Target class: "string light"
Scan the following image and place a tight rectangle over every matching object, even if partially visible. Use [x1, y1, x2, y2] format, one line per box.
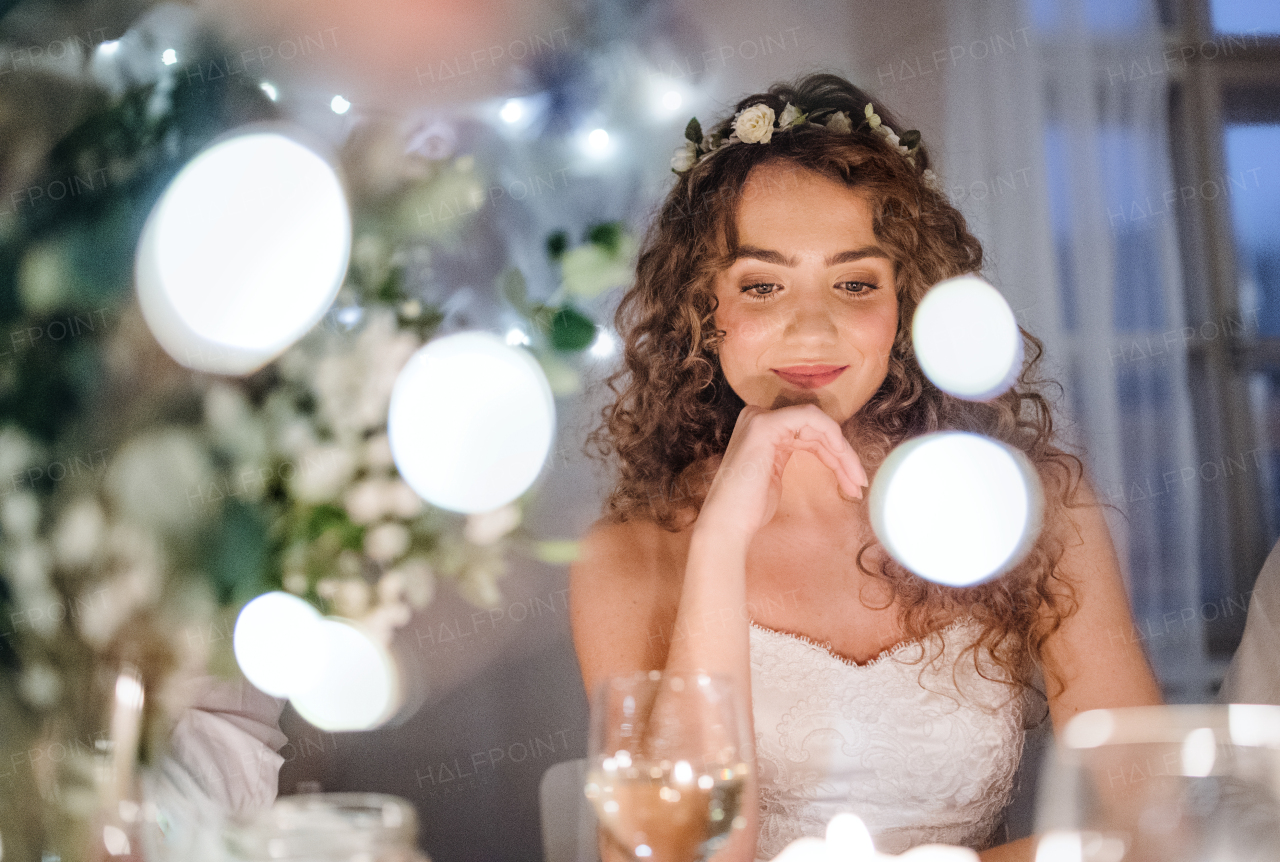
[500, 99, 524, 124]
[588, 329, 616, 357]
[587, 128, 610, 153]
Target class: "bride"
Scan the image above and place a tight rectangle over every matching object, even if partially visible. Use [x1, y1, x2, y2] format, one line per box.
[569, 73, 1162, 862]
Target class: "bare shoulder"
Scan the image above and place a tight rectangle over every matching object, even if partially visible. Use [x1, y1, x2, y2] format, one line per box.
[568, 514, 692, 698]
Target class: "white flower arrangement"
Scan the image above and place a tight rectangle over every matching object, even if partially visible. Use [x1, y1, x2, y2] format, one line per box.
[670, 139, 698, 172]
[670, 98, 943, 194]
[777, 102, 805, 129]
[734, 103, 776, 143]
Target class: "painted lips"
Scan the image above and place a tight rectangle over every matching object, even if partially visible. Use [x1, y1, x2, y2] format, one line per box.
[772, 365, 848, 389]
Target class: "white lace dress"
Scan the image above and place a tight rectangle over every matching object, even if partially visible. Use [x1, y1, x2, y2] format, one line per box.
[748, 617, 1026, 861]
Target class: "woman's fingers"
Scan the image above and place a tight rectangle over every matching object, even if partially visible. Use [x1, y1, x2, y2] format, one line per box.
[791, 435, 864, 499]
[726, 404, 868, 500]
[791, 406, 869, 490]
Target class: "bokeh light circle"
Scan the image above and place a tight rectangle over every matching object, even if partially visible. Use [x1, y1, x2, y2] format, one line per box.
[913, 275, 1022, 401]
[288, 618, 399, 732]
[868, 431, 1043, 587]
[387, 331, 555, 514]
[233, 591, 329, 697]
[135, 129, 350, 375]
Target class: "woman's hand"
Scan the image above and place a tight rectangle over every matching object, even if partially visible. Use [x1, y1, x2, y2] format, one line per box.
[695, 403, 869, 547]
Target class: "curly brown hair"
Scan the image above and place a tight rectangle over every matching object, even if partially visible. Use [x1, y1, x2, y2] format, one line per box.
[583, 72, 1089, 698]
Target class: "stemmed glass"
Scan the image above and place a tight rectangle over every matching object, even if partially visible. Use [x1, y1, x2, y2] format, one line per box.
[585, 671, 751, 862]
[1034, 704, 1280, 862]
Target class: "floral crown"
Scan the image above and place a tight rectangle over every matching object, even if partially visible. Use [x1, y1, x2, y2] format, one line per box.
[671, 101, 940, 192]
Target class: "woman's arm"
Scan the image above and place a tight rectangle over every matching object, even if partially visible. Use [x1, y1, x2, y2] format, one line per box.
[977, 474, 1164, 862]
[1038, 473, 1164, 730]
[570, 403, 868, 862]
[570, 509, 761, 862]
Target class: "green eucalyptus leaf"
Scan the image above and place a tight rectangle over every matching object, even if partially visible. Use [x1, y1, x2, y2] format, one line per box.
[548, 305, 597, 351]
[201, 498, 271, 605]
[585, 221, 623, 254]
[529, 303, 555, 334]
[546, 230, 569, 260]
[561, 238, 636, 300]
[498, 267, 530, 313]
[375, 267, 403, 303]
[532, 539, 580, 564]
[684, 117, 702, 146]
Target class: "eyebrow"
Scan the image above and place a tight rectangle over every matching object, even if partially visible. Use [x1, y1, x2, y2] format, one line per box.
[729, 245, 891, 268]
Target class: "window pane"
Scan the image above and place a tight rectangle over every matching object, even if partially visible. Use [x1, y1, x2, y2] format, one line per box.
[1098, 125, 1168, 330]
[1211, 0, 1280, 34]
[1247, 372, 1280, 547]
[1223, 124, 1280, 336]
[1042, 124, 1080, 331]
[1029, 0, 1151, 31]
[1086, 0, 1148, 30]
[1028, 0, 1060, 31]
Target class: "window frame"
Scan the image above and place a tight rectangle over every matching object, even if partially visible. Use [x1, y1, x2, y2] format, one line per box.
[1166, 0, 1280, 660]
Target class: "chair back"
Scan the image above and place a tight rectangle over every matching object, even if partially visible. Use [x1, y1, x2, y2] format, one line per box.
[539, 757, 600, 862]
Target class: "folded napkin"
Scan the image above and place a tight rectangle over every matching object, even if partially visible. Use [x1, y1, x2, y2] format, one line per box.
[165, 673, 289, 814]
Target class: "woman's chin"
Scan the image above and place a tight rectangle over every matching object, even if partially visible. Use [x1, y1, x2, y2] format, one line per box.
[765, 388, 827, 410]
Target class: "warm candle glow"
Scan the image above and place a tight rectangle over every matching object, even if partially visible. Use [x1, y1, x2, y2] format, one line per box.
[770, 813, 981, 861]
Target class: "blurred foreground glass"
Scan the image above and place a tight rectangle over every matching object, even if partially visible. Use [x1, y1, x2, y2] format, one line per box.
[223, 793, 429, 862]
[1035, 704, 1280, 862]
[586, 672, 750, 862]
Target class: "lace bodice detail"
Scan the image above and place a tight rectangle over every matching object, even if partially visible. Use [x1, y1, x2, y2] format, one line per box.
[749, 617, 1026, 861]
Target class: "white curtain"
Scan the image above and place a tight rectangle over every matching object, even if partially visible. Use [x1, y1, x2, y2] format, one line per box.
[940, 0, 1209, 699]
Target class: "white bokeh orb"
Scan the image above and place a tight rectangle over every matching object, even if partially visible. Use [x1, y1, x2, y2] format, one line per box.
[233, 591, 329, 697]
[387, 331, 555, 514]
[288, 618, 399, 731]
[868, 431, 1043, 587]
[913, 275, 1022, 401]
[135, 129, 350, 375]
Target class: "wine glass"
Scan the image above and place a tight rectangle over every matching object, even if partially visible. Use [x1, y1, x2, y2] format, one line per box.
[585, 671, 751, 862]
[1034, 704, 1280, 862]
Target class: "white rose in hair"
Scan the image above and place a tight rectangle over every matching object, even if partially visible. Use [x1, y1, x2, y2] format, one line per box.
[733, 103, 776, 143]
[825, 111, 852, 133]
[777, 102, 802, 128]
[671, 140, 697, 172]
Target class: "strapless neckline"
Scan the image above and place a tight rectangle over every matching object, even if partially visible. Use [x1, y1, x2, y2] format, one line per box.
[747, 613, 1024, 859]
[748, 617, 974, 669]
